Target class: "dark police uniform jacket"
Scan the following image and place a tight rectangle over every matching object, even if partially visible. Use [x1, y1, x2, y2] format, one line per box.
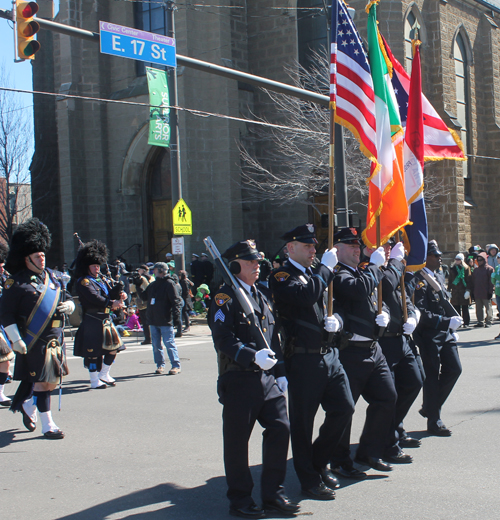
[269, 260, 335, 354]
[209, 283, 285, 402]
[0, 268, 68, 382]
[413, 269, 454, 343]
[381, 259, 416, 335]
[332, 262, 386, 339]
[74, 275, 119, 357]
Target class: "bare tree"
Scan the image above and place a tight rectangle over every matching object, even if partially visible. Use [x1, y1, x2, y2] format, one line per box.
[239, 49, 448, 212]
[0, 64, 32, 242]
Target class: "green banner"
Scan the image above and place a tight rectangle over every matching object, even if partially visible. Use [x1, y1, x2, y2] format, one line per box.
[146, 67, 170, 147]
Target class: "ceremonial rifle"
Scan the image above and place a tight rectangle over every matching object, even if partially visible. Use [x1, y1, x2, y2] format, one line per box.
[420, 270, 460, 319]
[204, 236, 272, 353]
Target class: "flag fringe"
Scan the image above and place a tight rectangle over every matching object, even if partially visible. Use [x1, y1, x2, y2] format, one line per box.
[335, 113, 379, 166]
[365, 0, 379, 14]
[407, 183, 425, 206]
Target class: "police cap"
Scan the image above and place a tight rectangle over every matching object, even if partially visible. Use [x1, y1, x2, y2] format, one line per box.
[280, 224, 318, 244]
[427, 241, 442, 256]
[334, 227, 361, 245]
[222, 240, 263, 263]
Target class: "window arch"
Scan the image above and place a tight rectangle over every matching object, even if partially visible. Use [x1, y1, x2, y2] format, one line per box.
[454, 30, 472, 198]
[404, 4, 426, 73]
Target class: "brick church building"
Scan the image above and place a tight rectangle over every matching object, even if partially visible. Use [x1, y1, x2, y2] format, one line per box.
[30, 0, 500, 266]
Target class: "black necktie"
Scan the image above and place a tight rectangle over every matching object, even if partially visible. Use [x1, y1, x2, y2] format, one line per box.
[306, 268, 313, 277]
[251, 286, 262, 312]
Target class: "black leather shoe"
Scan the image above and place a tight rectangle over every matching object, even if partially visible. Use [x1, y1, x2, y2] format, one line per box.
[428, 424, 452, 437]
[399, 436, 421, 448]
[318, 467, 340, 489]
[418, 408, 428, 419]
[354, 455, 393, 472]
[263, 497, 300, 516]
[331, 463, 367, 480]
[141, 340, 151, 345]
[229, 504, 265, 518]
[301, 482, 336, 500]
[383, 451, 413, 464]
[0, 399, 12, 407]
[43, 429, 65, 439]
[21, 408, 36, 432]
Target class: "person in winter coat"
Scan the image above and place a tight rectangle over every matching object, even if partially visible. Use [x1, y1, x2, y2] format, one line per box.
[448, 253, 471, 327]
[486, 244, 499, 270]
[178, 270, 194, 332]
[469, 252, 494, 327]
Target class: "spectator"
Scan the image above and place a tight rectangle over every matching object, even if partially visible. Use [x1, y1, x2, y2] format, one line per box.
[272, 254, 285, 269]
[448, 253, 471, 328]
[194, 284, 210, 314]
[469, 252, 494, 327]
[200, 253, 214, 287]
[137, 262, 182, 375]
[124, 307, 142, 330]
[190, 253, 204, 288]
[178, 270, 194, 332]
[491, 252, 500, 326]
[487, 244, 499, 270]
[129, 264, 152, 345]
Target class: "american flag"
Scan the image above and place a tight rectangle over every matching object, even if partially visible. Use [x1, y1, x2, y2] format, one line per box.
[330, 0, 378, 164]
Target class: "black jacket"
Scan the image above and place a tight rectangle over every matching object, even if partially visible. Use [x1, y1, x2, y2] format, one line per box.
[139, 276, 182, 327]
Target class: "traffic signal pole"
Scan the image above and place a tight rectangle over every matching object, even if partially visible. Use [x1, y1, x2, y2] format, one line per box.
[0, 7, 330, 107]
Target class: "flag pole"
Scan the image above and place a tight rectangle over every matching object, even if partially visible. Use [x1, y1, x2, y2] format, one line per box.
[327, 106, 335, 317]
[398, 231, 408, 321]
[376, 215, 383, 313]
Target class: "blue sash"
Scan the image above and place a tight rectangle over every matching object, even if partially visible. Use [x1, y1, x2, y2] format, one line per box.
[23, 271, 61, 352]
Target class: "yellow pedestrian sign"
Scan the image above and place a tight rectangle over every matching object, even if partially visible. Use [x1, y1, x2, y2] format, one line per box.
[172, 199, 192, 235]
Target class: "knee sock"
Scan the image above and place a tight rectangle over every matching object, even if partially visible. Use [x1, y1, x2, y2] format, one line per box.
[0, 372, 8, 401]
[34, 390, 58, 433]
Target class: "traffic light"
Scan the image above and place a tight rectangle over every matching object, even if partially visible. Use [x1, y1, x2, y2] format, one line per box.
[15, 1, 40, 60]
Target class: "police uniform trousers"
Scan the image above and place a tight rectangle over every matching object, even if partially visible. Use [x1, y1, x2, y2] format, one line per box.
[331, 342, 397, 464]
[217, 370, 290, 508]
[414, 331, 462, 424]
[285, 350, 354, 489]
[379, 335, 423, 454]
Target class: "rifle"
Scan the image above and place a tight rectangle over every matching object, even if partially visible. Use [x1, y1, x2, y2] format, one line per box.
[420, 270, 460, 319]
[204, 236, 272, 353]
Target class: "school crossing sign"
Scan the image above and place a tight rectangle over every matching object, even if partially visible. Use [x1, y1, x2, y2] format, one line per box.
[172, 199, 192, 235]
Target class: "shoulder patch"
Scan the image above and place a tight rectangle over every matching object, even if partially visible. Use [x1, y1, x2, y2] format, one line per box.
[358, 261, 369, 270]
[416, 281, 425, 290]
[4, 278, 14, 289]
[215, 293, 231, 306]
[274, 271, 290, 282]
[81, 278, 90, 287]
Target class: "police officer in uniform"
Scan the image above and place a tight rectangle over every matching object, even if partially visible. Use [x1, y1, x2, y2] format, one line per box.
[269, 224, 355, 500]
[209, 240, 299, 519]
[73, 240, 127, 389]
[412, 241, 463, 436]
[330, 228, 397, 475]
[1, 218, 74, 439]
[366, 239, 423, 461]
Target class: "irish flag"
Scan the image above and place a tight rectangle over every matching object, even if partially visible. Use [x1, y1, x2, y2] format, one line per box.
[362, 0, 409, 248]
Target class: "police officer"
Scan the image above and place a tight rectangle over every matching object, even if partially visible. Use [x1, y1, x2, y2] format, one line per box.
[412, 241, 463, 436]
[73, 240, 127, 389]
[1, 218, 74, 439]
[209, 240, 299, 519]
[366, 239, 423, 461]
[269, 224, 354, 500]
[330, 228, 397, 475]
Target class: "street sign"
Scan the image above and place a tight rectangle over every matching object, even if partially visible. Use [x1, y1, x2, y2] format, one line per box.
[172, 237, 184, 255]
[99, 22, 176, 68]
[172, 199, 192, 235]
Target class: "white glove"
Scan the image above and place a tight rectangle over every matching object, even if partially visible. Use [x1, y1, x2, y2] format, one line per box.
[464, 291, 470, 300]
[57, 300, 75, 315]
[390, 242, 405, 261]
[5, 324, 27, 355]
[452, 332, 459, 342]
[254, 348, 277, 370]
[449, 316, 463, 331]
[324, 315, 341, 333]
[375, 311, 390, 327]
[321, 248, 338, 269]
[403, 317, 417, 335]
[414, 308, 421, 323]
[276, 376, 288, 393]
[370, 247, 386, 267]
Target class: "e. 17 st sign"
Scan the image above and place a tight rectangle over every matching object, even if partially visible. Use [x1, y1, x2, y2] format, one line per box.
[99, 22, 176, 68]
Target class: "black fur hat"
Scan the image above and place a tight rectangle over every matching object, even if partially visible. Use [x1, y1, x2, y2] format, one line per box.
[74, 240, 109, 279]
[0, 242, 9, 264]
[6, 218, 51, 274]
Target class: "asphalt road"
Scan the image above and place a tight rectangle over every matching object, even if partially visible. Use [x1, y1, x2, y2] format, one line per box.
[2, 317, 500, 520]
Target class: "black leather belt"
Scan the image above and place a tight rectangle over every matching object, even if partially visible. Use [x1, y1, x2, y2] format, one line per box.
[293, 346, 332, 355]
[348, 340, 377, 348]
[383, 332, 402, 338]
[225, 365, 261, 373]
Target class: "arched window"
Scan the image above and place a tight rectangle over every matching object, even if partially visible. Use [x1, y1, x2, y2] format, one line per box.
[297, 0, 328, 71]
[404, 10, 417, 72]
[454, 32, 471, 198]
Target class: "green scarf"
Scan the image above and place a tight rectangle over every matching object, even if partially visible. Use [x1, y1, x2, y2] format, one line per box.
[452, 265, 466, 287]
